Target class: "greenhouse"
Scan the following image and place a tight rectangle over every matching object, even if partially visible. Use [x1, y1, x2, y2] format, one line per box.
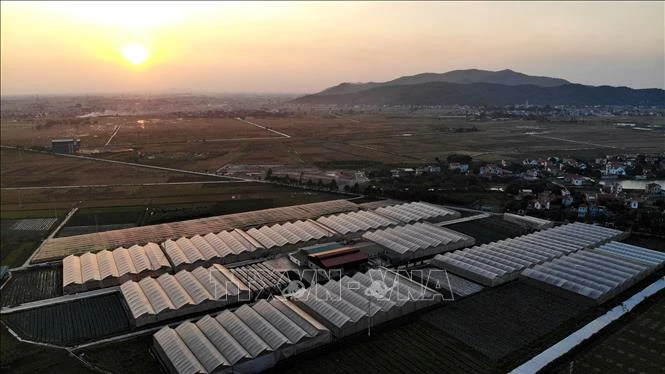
[292, 268, 441, 337]
[120, 264, 251, 327]
[315, 210, 398, 235]
[594, 241, 665, 269]
[63, 243, 171, 294]
[431, 223, 626, 287]
[373, 201, 461, 223]
[162, 230, 262, 270]
[361, 222, 475, 262]
[522, 243, 664, 303]
[153, 297, 331, 374]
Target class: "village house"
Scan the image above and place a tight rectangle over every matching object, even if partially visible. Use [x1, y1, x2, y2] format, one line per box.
[604, 161, 627, 176]
[479, 163, 503, 177]
[423, 165, 441, 174]
[645, 182, 662, 195]
[578, 205, 588, 218]
[390, 168, 416, 178]
[561, 195, 574, 206]
[448, 162, 469, 173]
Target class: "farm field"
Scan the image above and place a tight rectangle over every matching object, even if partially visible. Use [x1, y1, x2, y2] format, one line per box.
[420, 281, 594, 364]
[77, 335, 162, 374]
[446, 215, 531, 244]
[0, 148, 222, 189]
[275, 318, 495, 374]
[0, 218, 58, 267]
[2, 293, 130, 346]
[1, 266, 63, 307]
[548, 291, 665, 374]
[0, 326, 91, 374]
[1, 180, 341, 214]
[3, 115, 663, 175]
[0, 117, 276, 149]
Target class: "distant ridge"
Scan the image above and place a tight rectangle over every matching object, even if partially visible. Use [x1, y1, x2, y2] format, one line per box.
[294, 69, 665, 106]
[316, 69, 571, 96]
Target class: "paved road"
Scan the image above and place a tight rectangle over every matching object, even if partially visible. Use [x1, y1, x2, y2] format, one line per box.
[235, 117, 292, 138]
[104, 125, 121, 146]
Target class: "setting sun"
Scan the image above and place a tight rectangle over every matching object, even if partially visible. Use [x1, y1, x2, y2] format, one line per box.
[120, 43, 149, 65]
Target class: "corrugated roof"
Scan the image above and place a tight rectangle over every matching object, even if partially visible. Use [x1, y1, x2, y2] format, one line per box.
[63, 244, 171, 290]
[35, 199, 358, 262]
[154, 297, 329, 374]
[433, 223, 626, 287]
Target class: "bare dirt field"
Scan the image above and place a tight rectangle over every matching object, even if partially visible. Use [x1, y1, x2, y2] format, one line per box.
[3, 115, 663, 174]
[0, 149, 217, 188]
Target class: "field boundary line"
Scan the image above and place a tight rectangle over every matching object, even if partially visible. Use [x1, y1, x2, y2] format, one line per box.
[104, 125, 120, 146]
[235, 117, 292, 138]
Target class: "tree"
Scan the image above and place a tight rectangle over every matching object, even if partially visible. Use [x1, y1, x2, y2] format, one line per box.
[329, 179, 338, 191]
[317, 179, 324, 189]
[265, 168, 273, 180]
[447, 154, 472, 164]
[343, 185, 351, 192]
[306, 179, 314, 188]
[350, 183, 360, 193]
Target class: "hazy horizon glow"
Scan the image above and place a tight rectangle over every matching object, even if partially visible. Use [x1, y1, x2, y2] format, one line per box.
[1, 1, 663, 95]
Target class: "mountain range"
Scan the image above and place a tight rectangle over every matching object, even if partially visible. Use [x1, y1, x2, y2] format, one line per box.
[293, 69, 665, 106]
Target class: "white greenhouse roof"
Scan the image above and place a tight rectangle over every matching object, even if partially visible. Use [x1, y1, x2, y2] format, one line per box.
[153, 297, 330, 374]
[432, 223, 625, 287]
[595, 241, 665, 269]
[522, 242, 664, 303]
[120, 264, 249, 323]
[315, 210, 398, 235]
[161, 230, 261, 269]
[292, 268, 440, 337]
[63, 243, 170, 292]
[362, 222, 474, 259]
[373, 201, 460, 223]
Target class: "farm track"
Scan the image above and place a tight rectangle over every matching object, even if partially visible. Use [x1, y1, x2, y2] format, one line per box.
[234, 118, 291, 138]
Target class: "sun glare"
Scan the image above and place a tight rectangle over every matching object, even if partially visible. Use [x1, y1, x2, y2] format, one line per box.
[121, 44, 149, 65]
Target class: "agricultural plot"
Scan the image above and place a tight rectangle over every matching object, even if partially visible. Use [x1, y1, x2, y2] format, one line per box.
[1, 326, 91, 374]
[548, 293, 665, 374]
[0, 220, 48, 267]
[2, 293, 130, 346]
[445, 215, 530, 244]
[420, 281, 594, 363]
[1, 266, 63, 307]
[77, 335, 161, 374]
[273, 318, 495, 374]
[0, 148, 205, 188]
[10, 218, 57, 231]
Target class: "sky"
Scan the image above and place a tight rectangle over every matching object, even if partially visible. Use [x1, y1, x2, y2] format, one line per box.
[1, 1, 664, 95]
